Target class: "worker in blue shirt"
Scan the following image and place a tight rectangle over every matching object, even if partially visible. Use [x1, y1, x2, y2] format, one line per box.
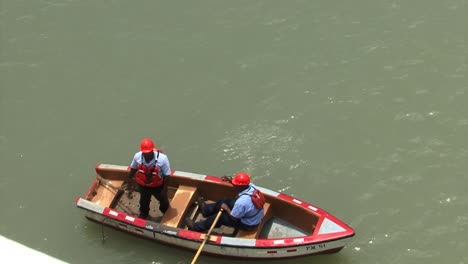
[126, 138, 171, 219]
[185, 173, 264, 232]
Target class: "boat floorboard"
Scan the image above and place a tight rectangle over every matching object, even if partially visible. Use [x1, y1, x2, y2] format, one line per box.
[111, 190, 236, 235]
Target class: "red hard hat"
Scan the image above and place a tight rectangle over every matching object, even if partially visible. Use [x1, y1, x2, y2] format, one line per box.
[140, 138, 154, 154]
[232, 172, 250, 186]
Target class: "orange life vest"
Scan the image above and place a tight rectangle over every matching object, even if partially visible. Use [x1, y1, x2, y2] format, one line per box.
[135, 151, 164, 187]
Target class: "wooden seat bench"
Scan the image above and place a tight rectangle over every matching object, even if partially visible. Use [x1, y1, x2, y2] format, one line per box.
[236, 202, 272, 239]
[160, 185, 198, 228]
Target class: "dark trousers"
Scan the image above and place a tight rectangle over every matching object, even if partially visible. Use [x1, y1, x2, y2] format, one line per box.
[138, 185, 169, 216]
[193, 198, 257, 232]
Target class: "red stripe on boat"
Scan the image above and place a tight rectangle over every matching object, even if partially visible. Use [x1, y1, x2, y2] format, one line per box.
[277, 193, 295, 202]
[277, 193, 317, 210]
[177, 230, 221, 244]
[178, 229, 204, 241]
[204, 176, 222, 182]
[287, 249, 297, 252]
[255, 236, 316, 247]
[102, 208, 146, 227]
[277, 194, 328, 217]
[267, 250, 277, 254]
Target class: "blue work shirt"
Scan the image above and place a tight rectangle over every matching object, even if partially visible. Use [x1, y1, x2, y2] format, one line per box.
[130, 151, 171, 177]
[231, 183, 264, 226]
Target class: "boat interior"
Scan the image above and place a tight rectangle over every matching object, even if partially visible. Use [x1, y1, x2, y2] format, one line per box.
[86, 168, 320, 239]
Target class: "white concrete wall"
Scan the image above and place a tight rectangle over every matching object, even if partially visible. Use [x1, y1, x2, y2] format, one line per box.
[0, 235, 68, 263]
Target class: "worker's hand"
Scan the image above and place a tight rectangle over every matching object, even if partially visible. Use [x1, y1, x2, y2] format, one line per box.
[122, 178, 137, 191]
[220, 203, 229, 211]
[221, 175, 232, 182]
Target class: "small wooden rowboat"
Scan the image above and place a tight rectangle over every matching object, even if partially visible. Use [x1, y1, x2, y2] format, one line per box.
[76, 164, 355, 259]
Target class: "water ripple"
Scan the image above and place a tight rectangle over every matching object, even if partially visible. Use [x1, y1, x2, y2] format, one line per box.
[217, 120, 307, 181]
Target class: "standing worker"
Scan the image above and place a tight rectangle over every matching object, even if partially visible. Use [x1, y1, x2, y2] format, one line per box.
[126, 138, 171, 219]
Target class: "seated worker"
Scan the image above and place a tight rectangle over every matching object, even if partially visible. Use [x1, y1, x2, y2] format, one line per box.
[184, 172, 264, 232]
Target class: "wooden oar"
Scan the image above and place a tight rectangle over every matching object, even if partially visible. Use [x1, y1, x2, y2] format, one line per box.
[191, 209, 224, 264]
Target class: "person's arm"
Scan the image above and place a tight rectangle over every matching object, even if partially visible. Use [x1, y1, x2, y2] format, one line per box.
[161, 175, 169, 196]
[123, 156, 138, 190]
[128, 168, 137, 179]
[128, 154, 139, 178]
[159, 155, 171, 195]
[221, 203, 240, 222]
[122, 168, 137, 191]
